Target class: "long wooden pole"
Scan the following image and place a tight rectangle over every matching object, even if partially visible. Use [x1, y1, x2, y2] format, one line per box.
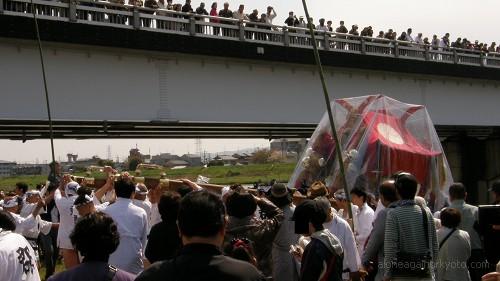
[299, 0, 355, 229]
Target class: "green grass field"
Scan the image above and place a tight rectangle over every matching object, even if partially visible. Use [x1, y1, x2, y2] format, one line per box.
[0, 163, 297, 191]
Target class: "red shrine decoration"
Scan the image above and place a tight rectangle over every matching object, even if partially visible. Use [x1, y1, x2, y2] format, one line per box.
[288, 95, 453, 209]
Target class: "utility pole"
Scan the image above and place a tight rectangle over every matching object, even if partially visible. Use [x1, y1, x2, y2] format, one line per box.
[107, 145, 112, 160]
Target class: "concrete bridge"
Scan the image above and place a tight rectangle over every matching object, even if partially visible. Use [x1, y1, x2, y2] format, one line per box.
[1, 0, 500, 203]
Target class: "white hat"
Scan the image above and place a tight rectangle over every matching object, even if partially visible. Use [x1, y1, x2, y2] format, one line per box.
[135, 184, 149, 195]
[74, 194, 93, 207]
[65, 181, 80, 197]
[1, 196, 19, 208]
[26, 190, 41, 197]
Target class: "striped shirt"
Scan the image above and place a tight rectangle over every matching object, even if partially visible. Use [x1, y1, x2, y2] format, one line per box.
[383, 200, 438, 278]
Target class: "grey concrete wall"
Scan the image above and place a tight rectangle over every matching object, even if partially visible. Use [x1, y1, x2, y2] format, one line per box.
[1, 40, 500, 127]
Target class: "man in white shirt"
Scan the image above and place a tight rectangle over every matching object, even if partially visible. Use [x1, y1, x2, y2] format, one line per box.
[104, 178, 148, 274]
[232, 4, 248, 21]
[0, 210, 41, 281]
[414, 33, 424, 45]
[350, 187, 375, 258]
[405, 28, 414, 43]
[317, 197, 362, 281]
[316, 18, 329, 32]
[133, 184, 152, 228]
[54, 180, 80, 269]
[2, 195, 44, 235]
[19, 191, 56, 260]
[333, 190, 359, 229]
[265, 6, 276, 25]
[147, 184, 162, 227]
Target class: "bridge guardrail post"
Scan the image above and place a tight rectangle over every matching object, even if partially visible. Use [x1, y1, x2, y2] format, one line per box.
[238, 21, 245, 41]
[189, 16, 196, 36]
[453, 49, 458, 64]
[323, 32, 330, 51]
[394, 42, 399, 58]
[480, 52, 485, 66]
[69, 0, 77, 22]
[283, 28, 290, 47]
[424, 45, 430, 61]
[133, 8, 141, 30]
[360, 38, 366, 54]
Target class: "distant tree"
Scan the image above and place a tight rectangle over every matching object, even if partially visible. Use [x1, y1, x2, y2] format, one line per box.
[97, 159, 115, 168]
[268, 151, 286, 163]
[208, 160, 224, 166]
[127, 157, 142, 171]
[251, 149, 271, 164]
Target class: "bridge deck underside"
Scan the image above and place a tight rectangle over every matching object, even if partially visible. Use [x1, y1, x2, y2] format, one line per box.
[0, 120, 498, 140]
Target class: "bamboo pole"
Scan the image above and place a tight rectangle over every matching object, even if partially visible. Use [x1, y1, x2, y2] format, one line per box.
[300, 0, 355, 230]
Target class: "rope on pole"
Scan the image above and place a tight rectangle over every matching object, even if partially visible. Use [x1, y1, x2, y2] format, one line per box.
[30, 1, 56, 179]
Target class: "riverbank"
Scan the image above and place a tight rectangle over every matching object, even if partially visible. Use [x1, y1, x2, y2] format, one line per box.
[0, 163, 297, 191]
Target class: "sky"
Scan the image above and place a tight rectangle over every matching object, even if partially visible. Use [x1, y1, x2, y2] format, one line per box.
[1, 0, 498, 163]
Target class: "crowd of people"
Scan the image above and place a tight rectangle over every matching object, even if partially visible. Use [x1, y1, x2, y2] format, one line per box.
[1, 160, 500, 281]
[6, 0, 499, 55]
[106, 0, 500, 53]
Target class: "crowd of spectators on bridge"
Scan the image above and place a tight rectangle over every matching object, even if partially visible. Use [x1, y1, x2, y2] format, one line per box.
[6, 0, 500, 56]
[111, 0, 500, 54]
[1, 161, 500, 281]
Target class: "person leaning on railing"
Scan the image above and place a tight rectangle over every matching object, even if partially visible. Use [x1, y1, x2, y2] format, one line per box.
[106, 0, 126, 24]
[209, 2, 220, 35]
[218, 2, 232, 36]
[143, 0, 158, 27]
[194, 2, 208, 34]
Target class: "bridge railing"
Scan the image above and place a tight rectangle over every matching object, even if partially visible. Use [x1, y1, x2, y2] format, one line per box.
[3, 0, 500, 69]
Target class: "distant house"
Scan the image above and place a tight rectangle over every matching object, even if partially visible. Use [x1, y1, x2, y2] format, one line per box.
[213, 155, 238, 166]
[231, 153, 251, 165]
[270, 138, 307, 161]
[165, 159, 190, 168]
[0, 160, 16, 177]
[181, 154, 202, 166]
[129, 148, 151, 162]
[150, 153, 179, 166]
[12, 164, 50, 176]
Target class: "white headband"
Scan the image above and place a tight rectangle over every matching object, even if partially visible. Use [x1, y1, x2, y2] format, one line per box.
[1, 197, 19, 208]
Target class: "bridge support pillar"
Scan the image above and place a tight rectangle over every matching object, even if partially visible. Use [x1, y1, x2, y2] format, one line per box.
[133, 8, 141, 30]
[394, 43, 399, 58]
[69, 0, 77, 22]
[283, 29, 290, 47]
[453, 49, 458, 64]
[189, 17, 196, 36]
[238, 22, 245, 41]
[323, 33, 329, 51]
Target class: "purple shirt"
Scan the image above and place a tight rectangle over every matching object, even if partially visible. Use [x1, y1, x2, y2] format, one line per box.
[48, 261, 136, 281]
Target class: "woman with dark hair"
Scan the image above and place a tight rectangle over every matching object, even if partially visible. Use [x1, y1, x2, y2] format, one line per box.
[267, 183, 299, 281]
[224, 189, 284, 277]
[48, 212, 135, 281]
[145, 191, 182, 263]
[436, 208, 471, 281]
[209, 2, 219, 35]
